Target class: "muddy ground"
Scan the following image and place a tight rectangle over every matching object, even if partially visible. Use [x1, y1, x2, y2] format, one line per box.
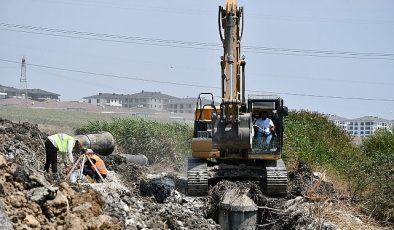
[0, 118, 391, 230]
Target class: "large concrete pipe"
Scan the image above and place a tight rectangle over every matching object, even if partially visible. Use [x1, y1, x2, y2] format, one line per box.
[219, 189, 258, 230]
[120, 154, 148, 166]
[75, 131, 115, 155]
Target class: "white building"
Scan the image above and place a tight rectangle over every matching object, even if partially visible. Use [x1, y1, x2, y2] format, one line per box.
[82, 93, 123, 107]
[122, 90, 175, 110]
[328, 115, 393, 137]
[82, 91, 215, 114]
[0, 92, 6, 99]
[328, 115, 349, 132]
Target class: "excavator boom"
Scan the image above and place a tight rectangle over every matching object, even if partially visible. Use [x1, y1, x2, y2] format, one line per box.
[188, 0, 288, 198]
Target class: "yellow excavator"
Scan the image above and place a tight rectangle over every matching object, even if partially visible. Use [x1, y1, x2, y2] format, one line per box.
[188, 0, 289, 196]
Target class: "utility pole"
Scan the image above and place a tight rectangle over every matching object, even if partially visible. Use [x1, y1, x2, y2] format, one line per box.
[19, 56, 28, 99]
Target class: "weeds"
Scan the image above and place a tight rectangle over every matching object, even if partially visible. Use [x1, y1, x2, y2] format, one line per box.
[284, 110, 393, 223]
[75, 118, 193, 170]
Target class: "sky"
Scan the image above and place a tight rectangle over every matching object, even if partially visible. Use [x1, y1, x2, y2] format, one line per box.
[0, 0, 393, 120]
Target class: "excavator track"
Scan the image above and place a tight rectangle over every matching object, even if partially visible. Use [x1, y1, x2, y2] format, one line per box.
[265, 159, 288, 196]
[187, 158, 209, 196]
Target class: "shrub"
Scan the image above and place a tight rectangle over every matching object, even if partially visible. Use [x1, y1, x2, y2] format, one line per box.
[284, 110, 393, 223]
[358, 129, 394, 222]
[75, 118, 193, 170]
[283, 110, 358, 172]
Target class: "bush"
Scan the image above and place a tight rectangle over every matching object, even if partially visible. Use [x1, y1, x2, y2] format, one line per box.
[284, 111, 393, 223]
[283, 110, 358, 172]
[358, 129, 394, 222]
[75, 118, 193, 170]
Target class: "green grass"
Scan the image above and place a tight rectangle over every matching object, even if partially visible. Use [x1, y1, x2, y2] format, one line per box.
[0, 105, 132, 133]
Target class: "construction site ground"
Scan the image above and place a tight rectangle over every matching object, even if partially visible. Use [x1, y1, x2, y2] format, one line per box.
[0, 117, 391, 230]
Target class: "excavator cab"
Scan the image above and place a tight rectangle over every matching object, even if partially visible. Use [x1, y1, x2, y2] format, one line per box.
[248, 95, 288, 154]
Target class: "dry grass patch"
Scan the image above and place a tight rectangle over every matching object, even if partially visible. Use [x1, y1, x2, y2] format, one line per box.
[310, 201, 392, 230]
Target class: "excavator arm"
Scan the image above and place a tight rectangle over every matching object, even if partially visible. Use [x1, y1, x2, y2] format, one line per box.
[218, 0, 246, 125]
[219, 0, 244, 102]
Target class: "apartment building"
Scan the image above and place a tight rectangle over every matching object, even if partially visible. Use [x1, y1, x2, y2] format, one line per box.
[83, 91, 175, 111]
[165, 97, 213, 114]
[328, 115, 349, 131]
[83, 93, 123, 107]
[122, 91, 175, 111]
[166, 98, 194, 114]
[82, 91, 216, 113]
[328, 115, 393, 137]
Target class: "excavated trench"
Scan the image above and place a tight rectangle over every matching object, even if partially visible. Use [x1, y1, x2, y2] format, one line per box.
[0, 118, 345, 230]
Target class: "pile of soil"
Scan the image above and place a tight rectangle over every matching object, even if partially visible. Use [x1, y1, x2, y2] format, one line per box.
[288, 161, 336, 199]
[0, 118, 389, 230]
[0, 118, 219, 229]
[0, 118, 122, 229]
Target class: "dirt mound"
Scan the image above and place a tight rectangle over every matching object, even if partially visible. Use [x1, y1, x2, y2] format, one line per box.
[288, 161, 336, 198]
[0, 118, 122, 229]
[0, 118, 46, 170]
[0, 154, 122, 229]
[0, 118, 219, 229]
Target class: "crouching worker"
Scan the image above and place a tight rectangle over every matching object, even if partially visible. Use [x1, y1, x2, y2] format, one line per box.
[44, 133, 82, 179]
[83, 149, 108, 182]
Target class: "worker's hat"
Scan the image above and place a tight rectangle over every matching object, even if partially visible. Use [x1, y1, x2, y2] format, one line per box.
[86, 149, 94, 154]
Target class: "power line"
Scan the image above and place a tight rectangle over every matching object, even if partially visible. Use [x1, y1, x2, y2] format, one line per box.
[244, 49, 394, 60]
[0, 23, 219, 47]
[0, 58, 393, 102]
[0, 28, 220, 52]
[1, 22, 394, 60]
[29, 66, 126, 92]
[253, 72, 394, 86]
[0, 58, 217, 89]
[248, 89, 393, 101]
[244, 45, 394, 57]
[3, 52, 389, 86]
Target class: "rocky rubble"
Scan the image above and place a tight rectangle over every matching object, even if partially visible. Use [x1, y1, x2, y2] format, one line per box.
[0, 118, 219, 229]
[288, 161, 336, 199]
[0, 118, 391, 230]
[0, 153, 123, 230]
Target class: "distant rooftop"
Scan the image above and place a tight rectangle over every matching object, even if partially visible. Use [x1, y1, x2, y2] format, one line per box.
[327, 114, 391, 123]
[83, 90, 176, 100]
[0, 84, 60, 96]
[129, 90, 176, 99]
[27, 88, 60, 96]
[326, 114, 349, 121]
[352, 116, 391, 122]
[83, 93, 124, 99]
